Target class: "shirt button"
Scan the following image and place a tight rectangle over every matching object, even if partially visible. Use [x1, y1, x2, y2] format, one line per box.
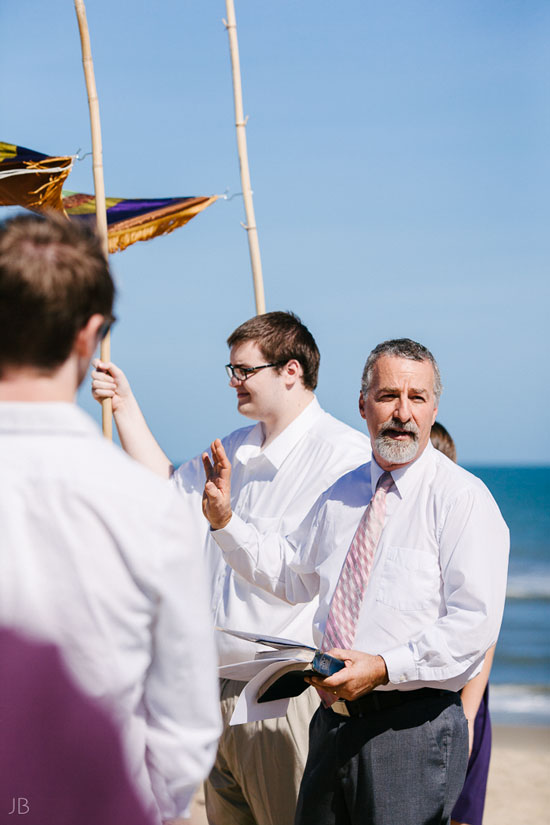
[399, 675, 406, 683]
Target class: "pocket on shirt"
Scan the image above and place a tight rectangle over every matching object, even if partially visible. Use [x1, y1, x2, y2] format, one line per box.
[245, 514, 281, 532]
[375, 546, 440, 611]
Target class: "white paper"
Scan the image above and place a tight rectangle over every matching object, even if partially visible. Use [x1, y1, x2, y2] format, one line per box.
[229, 660, 293, 724]
[218, 658, 270, 681]
[219, 649, 311, 682]
[215, 627, 315, 650]
[254, 647, 312, 662]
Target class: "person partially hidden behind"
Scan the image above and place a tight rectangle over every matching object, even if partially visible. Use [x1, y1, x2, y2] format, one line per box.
[202, 338, 509, 825]
[430, 422, 495, 825]
[0, 212, 221, 825]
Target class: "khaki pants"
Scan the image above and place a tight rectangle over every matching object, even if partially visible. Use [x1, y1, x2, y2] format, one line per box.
[205, 679, 319, 825]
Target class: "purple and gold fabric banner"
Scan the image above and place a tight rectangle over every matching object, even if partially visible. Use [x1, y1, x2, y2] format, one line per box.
[1, 141, 217, 253]
[0, 142, 73, 211]
[62, 191, 217, 253]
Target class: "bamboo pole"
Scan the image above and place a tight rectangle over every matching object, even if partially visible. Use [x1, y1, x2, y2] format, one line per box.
[224, 0, 266, 315]
[74, 0, 112, 439]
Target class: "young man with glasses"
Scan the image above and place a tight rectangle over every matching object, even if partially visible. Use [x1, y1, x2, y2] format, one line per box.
[92, 310, 371, 825]
[0, 212, 221, 825]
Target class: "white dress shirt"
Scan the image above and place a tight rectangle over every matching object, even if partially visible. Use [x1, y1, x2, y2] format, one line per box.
[172, 397, 371, 666]
[0, 403, 221, 823]
[213, 441, 510, 692]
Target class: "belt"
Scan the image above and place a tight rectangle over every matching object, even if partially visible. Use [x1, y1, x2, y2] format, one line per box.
[330, 688, 457, 717]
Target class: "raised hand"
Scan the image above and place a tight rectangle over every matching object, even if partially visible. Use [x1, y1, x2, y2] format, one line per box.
[91, 359, 132, 414]
[202, 439, 232, 530]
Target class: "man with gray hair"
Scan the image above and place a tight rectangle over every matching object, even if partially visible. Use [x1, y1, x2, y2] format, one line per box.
[359, 337, 442, 465]
[202, 338, 509, 825]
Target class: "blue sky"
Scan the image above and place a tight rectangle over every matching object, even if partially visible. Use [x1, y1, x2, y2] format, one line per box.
[2, 1, 548, 464]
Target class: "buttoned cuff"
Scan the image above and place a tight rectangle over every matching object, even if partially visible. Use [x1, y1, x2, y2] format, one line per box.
[381, 642, 418, 685]
[211, 513, 251, 554]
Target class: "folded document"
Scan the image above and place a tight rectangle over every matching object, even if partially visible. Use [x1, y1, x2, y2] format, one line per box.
[216, 628, 344, 723]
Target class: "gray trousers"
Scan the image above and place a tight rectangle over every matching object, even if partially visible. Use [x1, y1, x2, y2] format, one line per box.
[296, 690, 468, 825]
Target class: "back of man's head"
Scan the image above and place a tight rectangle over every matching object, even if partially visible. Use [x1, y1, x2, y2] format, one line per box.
[227, 311, 320, 390]
[0, 212, 114, 378]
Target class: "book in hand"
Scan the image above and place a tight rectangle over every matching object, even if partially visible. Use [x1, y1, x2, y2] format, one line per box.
[256, 650, 345, 703]
[216, 628, 346, 717]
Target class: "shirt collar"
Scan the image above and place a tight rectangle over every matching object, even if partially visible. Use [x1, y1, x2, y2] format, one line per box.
[370, 440, 435, 497]
[0, 402, 100, 438]
[234, 396, 323, 470]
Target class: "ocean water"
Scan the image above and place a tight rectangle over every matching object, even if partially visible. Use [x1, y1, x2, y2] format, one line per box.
[466, 466, 550, 726]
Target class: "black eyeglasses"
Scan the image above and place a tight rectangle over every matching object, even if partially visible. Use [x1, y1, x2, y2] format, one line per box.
[225, 361, 287, 382]
[97, 314, 117, 341]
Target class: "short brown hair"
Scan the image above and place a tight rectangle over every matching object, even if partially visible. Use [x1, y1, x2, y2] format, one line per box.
[227, 311, 320, 390]
[430, 421, 457, 463]
[0, 211, 114, 376]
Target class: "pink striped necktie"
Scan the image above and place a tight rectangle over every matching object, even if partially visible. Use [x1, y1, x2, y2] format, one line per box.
[321, 470, 394, 653]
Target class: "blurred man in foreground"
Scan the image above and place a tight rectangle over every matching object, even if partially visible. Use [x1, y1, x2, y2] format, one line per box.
[0, 212, 220, 825]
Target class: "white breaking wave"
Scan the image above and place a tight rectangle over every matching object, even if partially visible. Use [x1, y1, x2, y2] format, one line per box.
[506, 571, 550, 600]
[490, 684, 550, 723]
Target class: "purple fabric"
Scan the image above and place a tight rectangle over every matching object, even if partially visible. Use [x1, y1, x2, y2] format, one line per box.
[451, 685, 492, 825]
[66, 194, 199, 228]
[0, 143, 50, 163]
[0, 628, 152, 825]
[103, 196, 196, 226]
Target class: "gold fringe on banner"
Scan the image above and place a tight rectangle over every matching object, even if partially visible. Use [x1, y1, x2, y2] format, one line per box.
[0, 148, 74, 212]
[107, 195, 218, 253]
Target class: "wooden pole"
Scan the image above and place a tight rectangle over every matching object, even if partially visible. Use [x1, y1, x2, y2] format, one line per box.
[74, 0, 112, 439]
[224, 0, 266, 315]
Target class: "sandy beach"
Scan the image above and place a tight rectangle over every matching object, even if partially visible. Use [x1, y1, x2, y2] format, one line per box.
[189, 724, 550, 825]
[483, 725, 550, 825]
